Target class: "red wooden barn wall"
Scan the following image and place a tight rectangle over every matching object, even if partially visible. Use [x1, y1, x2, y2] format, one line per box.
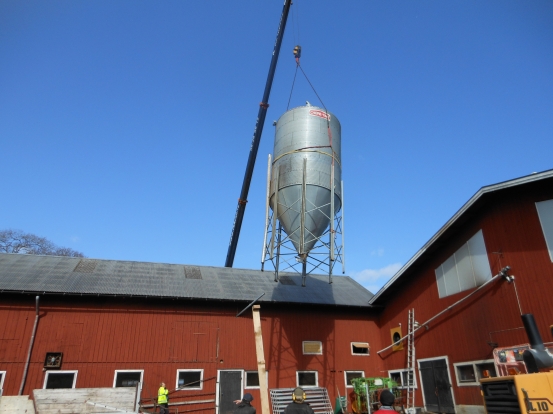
[0, 294, 383, 406]
[377, 182, 553, 407]
[2, 180, 552, 411]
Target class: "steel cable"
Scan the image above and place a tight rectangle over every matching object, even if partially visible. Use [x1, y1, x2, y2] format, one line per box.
[287, 64, 299, 110]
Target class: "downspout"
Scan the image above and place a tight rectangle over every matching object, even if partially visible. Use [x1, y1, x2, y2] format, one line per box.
[19, 296, 40, 395]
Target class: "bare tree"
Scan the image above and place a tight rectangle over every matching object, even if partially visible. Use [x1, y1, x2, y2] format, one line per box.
[0, 229, 85, 257]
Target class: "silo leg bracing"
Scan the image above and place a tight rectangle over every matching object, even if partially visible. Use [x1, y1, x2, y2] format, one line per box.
[261, 104, 345, 285]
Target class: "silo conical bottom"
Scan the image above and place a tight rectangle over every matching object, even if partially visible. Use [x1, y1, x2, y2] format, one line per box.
[273, 185, 341, 256]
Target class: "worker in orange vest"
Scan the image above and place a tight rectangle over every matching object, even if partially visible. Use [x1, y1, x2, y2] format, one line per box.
[158, 382, 169, 414]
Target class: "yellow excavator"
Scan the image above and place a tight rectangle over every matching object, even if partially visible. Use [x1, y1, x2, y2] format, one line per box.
[480, 314, 553, 413]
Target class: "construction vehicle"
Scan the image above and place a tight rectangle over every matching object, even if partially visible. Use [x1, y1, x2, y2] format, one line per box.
[480, 314, 553, 413]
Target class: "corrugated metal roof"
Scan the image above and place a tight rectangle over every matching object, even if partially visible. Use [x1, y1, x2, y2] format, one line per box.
[369, 168, 553, 305]
[0, 253, 373, 307]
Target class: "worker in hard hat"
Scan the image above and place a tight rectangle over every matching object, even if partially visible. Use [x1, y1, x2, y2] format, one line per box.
[284, 387, 314, 414]
[234, 392, 256, 414]
[158, 382, 169, 414]
[372, 389, 396, 413]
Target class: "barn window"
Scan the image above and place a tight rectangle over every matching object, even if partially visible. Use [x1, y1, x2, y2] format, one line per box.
[43, 371, 77, 389]
[177, 369, 203, 390]
[388, 369, 416, 389]
[536, 199, 553, 262]
[245, 371, 268, 389]
[0, 371, 5, 396]
[344, 371, 364, 388]
[302, 341, 322, 355]
[453, 360, 497, 386]
[114, 370, 143, 387]
[435, 230, 492, 298]
[351, 342, 370, 355]
[297, 371, 318, 387]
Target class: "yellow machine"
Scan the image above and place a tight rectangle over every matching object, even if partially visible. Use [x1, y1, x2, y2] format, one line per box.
[480, 314, 553, 413]
[481, 372, 553, 413]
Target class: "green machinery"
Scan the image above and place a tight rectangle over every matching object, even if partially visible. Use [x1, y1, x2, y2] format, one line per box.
[350, 377, 400, 413]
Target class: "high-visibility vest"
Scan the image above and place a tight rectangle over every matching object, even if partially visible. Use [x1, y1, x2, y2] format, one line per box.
[158, 387, 169, 404]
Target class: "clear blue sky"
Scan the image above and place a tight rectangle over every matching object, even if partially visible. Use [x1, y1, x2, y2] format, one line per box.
[2, 1, 552, 293]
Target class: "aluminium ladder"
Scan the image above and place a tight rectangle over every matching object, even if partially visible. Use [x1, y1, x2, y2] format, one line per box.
[405, 308, 416, 414]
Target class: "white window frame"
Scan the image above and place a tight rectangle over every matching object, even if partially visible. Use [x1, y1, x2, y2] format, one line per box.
[344, 371, 364, 388]
[43, 370, 78, 389]
[296, 371, 318, 388]
[244, 370, 268, 389]
[388, 368, 417, 389]
[176, 369, 204, 390]
[536, 199, 553, 262]
[113, 369, 144, 387]
[302, 341, 323, 355]
[351, 342, 370, 356]
[0, 371, 6, 396]
[453, 359, 497, 387]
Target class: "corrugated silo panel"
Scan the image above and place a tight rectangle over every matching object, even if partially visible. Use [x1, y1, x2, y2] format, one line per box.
[270, 105, 342, 255]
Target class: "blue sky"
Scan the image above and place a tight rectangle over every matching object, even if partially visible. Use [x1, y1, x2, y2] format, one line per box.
[1, 1, 552, 293]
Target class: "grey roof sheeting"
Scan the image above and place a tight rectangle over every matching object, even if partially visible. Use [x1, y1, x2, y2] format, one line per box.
[369, 168, 553, 305]
[0, 254, 373, 307]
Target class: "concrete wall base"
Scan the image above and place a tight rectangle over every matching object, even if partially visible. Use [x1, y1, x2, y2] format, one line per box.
[0, 396, 35, 414]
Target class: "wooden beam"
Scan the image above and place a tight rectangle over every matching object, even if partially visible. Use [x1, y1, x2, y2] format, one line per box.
[252, 305, 269, 414]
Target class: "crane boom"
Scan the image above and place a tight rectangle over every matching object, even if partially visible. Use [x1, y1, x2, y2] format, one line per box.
[225, 0, 293, 268]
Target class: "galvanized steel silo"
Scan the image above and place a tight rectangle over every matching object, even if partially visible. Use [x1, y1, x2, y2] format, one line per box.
[269, 104, 342, 257]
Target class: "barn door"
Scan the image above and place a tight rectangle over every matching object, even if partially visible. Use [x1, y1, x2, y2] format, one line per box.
[217, 370, 243, 414]
[419, 358, 455, 413]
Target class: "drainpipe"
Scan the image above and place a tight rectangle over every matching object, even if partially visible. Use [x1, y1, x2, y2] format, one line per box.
[19, 296, 40, 395]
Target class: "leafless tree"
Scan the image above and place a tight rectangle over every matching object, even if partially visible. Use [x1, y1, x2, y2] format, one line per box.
[0, 229, 85, 257]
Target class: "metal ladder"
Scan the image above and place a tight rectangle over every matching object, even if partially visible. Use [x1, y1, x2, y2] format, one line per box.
[405, 308, 416, 414]
[269, 387, 333, 414]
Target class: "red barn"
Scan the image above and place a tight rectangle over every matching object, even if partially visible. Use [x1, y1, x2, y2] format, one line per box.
[0, 259, 379, 412]
[1, 169, 553, 414]
[372, 169, 553, 413]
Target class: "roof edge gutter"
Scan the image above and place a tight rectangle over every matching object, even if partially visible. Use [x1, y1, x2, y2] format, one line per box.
[0, 290, 375, 309]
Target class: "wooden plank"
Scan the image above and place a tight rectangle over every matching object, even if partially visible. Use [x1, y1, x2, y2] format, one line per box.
[33, 387, 136, 414]
[252, 305, 270, 414]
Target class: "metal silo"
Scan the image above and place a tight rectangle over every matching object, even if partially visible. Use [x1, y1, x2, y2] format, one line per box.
[262, 103, 344, 285]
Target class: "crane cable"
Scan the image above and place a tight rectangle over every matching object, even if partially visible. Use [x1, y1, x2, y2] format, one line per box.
[286, 62, 300, 111]
[285, 3, 336, 200]
[285, 44, 337, 218]
[287, 45, 331, 131]
[287, 0, 300, 110]
[286, 0, 332, 144]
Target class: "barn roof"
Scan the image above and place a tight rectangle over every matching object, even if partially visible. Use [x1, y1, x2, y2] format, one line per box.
[369, 168, 553, 305]
[0, 253, 373, 307]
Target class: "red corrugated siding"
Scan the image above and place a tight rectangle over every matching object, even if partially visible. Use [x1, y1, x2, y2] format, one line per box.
[378, 184, 553, 407]
[0, 295, 382, 406]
